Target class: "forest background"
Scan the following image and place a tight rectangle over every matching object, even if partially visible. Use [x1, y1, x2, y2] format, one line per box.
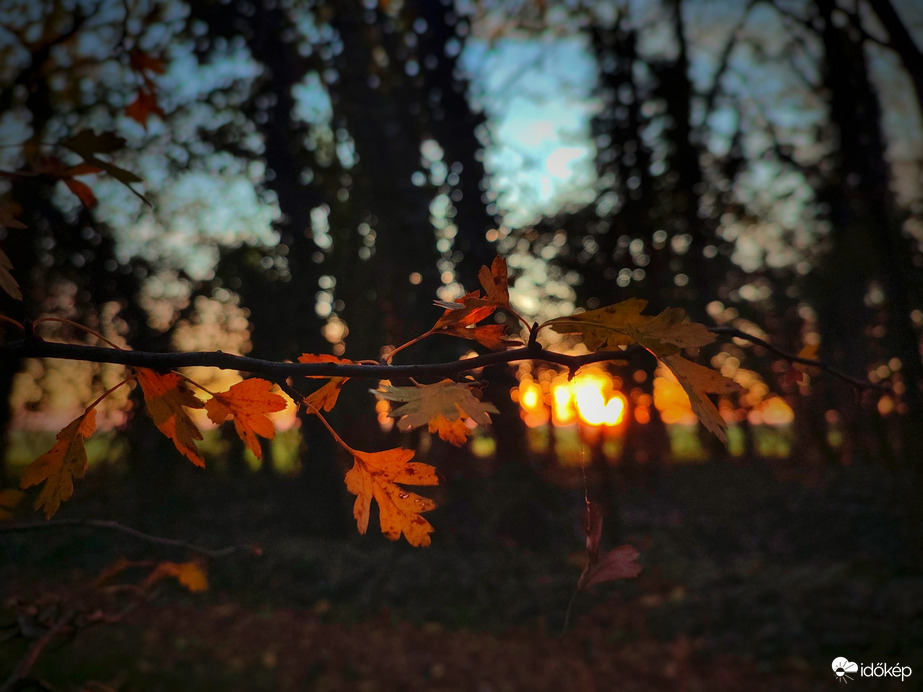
[1, 0, 922, 689]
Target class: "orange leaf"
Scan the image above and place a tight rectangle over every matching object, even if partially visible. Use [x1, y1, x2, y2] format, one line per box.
[126, 87, 164, 128]
[427, 415, 469, 446]
[205, 379, 286, 460]
[142, 560, 208, 592]
[20, 409, 96, 518]
[432, 291, 496, 331]
[478, 256, 510, 308]
[299, 353, 358, 413]
[64, 178, 98, 208]
[304, 377, 348, 412]
[135, 368, 205, 467]
[344, 447, 438, 547]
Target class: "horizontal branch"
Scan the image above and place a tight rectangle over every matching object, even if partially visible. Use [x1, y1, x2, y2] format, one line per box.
[0, 338, 641, 379]
[0, 326, 881, 390]
[0, 519, 260, 558]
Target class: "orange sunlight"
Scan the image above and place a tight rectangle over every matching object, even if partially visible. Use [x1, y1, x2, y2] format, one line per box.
[513, 367, 626, 428]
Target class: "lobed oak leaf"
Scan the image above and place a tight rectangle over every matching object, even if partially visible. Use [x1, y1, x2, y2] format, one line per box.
[577, 503, 642, 591]
[0, 247, 22, 300]
[374, 379, 498, 446]
[298, 353, 359, 377]
[478, 256, 510, 308]
[621, 307, 716, 355]
[545, 298, 650, 350]
[20, 409, 96, 519]
[344, 447, 438, 547]
[659, 355, 741, 444]
[205, 378, 286, 460]
[142, 560, 209, 593]
[432, 291, 496, 330]
[63, 177, 98, 208]
[135, 368, 205, 467]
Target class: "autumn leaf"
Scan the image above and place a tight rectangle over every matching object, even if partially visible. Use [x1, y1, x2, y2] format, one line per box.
[374, 379, 498, 446]
[545, 298, 649, 350]
[135, 368, 205, 467]
[205, 378, 287, 460]
[126, 87, 165, 129]
[20, 409, 96, 519]
[0, 247, 22, 301]
[0, 207, 26, 230]
[344, 446, 438, 547]
[577, 502, 642, 591]
[621, 307, 716, 355]
[659, 355, 741, 444]
[0, 488, 24, 520]
[60, 129, 149, 205]
[478, 255, 510, 308]
[143, 560, 209, 593]
[299, 353, 360, 412]
[432, 290, 497, 331]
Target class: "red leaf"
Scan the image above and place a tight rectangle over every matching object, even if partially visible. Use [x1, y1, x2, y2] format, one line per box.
[64, 178, 98, 208]
[577, 502, 641, 591]
[126, 88, 164, 128]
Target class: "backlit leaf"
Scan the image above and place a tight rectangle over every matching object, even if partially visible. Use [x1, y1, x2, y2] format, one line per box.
[577, 503, 642, 591]
[659, 355, 741, 444]
[205, 378, 287, 460]
[545, 298, 649, 350]
[299, 353, 359, 412]
[61, 129, 149, 205]
[125, 87, 165, 129]
[478, 255, 510, 308]
[63, 177, 98, 208]
[135, 368, 205, 467]
[374, 379, 498, 446]
[344, 446, 438, 547]
[20, 409, 96, 518]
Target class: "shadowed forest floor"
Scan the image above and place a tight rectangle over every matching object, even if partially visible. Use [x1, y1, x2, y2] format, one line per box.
[2, 457, 921, 690]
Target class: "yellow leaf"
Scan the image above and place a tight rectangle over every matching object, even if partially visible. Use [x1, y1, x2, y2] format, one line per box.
[143, 560, 209, 592]
[344, 447, 438, 547]
[20, 410, 96, 518]
[374, 379, 498, 446]
[205, 378, 286, 459]
[135, 368, 205, 467]
[545, 298, 650, 350]
[659, 355, 742, 444]
[427, 415, 470, 446]
[304, 377, 348, 412]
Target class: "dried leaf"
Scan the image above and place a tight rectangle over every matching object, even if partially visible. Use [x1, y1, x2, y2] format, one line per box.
[345, 446, 438, 547]
[0, 247, 22, 300]
[135, 368, 205, 467]
[577, 503, 641, 591]
[659, 355, 741, 444]
[20, 410, 96, 518]
[129, 50, 167, 75]
[142, 560, 208, 592]
[374, 379, 498, 446]
[545, 298, 650, 350]
[478, 256, 510, 308]
[432, 291, 497, 331]
[205, 378, 286, 460]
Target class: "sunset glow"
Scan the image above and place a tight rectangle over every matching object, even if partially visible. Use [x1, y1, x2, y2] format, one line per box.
[513, 368, 627, 428]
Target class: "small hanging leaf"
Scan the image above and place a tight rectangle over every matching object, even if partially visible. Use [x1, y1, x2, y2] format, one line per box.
[142, 560, 209, 592]
[577, 503, 642, 591]
[374, 379, 498, 446]
[205, 378, 287, 460]
[0, 247, 22, 300]
[345, 446, 439, 547]
[20, 409, 97, 518]
[135, 368, 205, 467]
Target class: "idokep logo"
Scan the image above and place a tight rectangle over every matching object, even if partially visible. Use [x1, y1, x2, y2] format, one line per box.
[832, 658, 858, 683]
[832, 657, 912, 684]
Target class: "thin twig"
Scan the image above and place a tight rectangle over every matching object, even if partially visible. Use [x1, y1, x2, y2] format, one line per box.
[0, 609, 75, 692]
[0, 520, 260, 558]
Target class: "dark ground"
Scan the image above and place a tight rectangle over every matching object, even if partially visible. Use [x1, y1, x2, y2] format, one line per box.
[2, 456, 921, 690]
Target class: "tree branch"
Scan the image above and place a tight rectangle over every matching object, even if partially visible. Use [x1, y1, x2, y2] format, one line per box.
[0, 519, 260, 559]
[0, 324, 883, 390]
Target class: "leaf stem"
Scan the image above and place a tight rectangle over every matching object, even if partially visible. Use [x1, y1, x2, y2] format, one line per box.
[385, 330, 434, 363]
[85, 375, 134, 412]
[0, 314, 24, 331]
